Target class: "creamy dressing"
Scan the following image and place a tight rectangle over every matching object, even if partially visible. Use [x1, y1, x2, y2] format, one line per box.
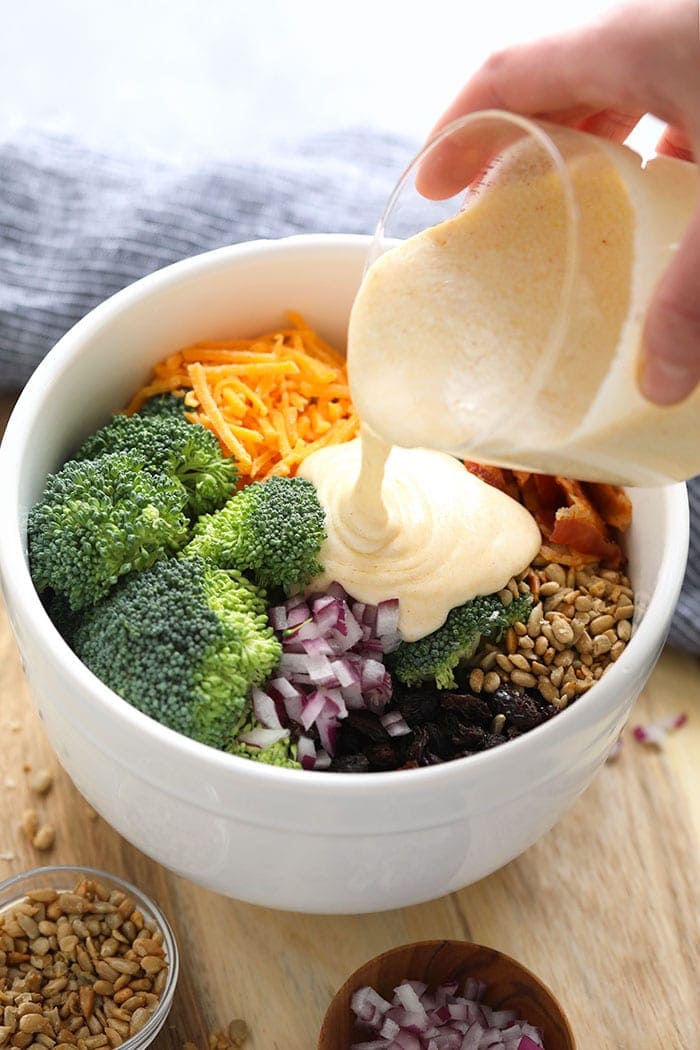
[298, 131, 699, 639]
[347, 138, 700, 485]
[299, 426, 540, 641]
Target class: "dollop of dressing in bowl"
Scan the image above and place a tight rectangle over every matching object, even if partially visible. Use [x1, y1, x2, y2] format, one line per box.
[299, 426, 540, 641]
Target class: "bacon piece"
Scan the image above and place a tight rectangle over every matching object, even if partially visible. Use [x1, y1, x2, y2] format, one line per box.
[549, 478, 623, 566]
[539, 542, 601, 568]
[463, 461, 520, 501]
[584, 482, 633, 530]
[549, 511, 623, 567]
[464, 460, 630, 568]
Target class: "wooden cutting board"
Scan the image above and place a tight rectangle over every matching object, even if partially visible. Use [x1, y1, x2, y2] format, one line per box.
[0, 394, 698, 1049]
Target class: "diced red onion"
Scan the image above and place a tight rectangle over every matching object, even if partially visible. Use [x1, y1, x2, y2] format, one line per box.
[464, 979, 486, 1002]
[301, 635, 333, 656]
[313, 748, 332, 770]
[361, 658, 388, 690]
[633, 711, 688, 748]
[349, 979, 545, 1050]
[379, 1017, 401, 1040]
[278, 652, 311, 676]
[285, 592, 308, 610]
[632, 723, 667, 747]
[331, 657, 360, 689]
[606, 735, 623, 762]
[315, 704, 339, 755]
[268, 605, 287, 632]
[296, 734, 317, 771]
[519, 1025, 544, 1044]
[300, 690, 327, 731]
[306, 650, 338, 687]
[312, 596, 345, 635]
[460, 1022, 482, 1050]
[294, 620, 324, 644]
[489, 1011, 519, 1028]
[262, 583, 407, 768]
[394, 981, 427, 1018]
[286, 602, 311, 628]
[380, 710, 412, 738]
[324, 688, 348, 719]
[376, 597, 399, 638]
[268, 676, 301, 701]
[346, 612, 367, 649]
[251, 687, 283, 729]
[238, 727, 289, 749]
[351, 986, 392, 1023]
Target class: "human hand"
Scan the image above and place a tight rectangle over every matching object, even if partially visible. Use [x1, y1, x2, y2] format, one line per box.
[417, 0, 700, 406]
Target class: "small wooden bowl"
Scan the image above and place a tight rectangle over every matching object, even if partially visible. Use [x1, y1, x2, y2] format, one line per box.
[318, 939, 575, 1049]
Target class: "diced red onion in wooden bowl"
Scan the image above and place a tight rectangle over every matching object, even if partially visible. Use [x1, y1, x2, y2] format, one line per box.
[350, 979, 545, 1049]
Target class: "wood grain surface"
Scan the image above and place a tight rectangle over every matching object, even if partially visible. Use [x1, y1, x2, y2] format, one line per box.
[0, 393, 698, 1050]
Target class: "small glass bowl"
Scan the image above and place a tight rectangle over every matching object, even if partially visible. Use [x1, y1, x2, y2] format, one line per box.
[0, 865, 179, 1050]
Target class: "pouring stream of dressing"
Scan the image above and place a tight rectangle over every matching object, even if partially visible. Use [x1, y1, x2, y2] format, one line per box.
[300, 425, 540, 641]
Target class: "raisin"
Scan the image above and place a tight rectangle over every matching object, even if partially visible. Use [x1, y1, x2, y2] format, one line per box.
[334, 727, 366, 754]
[329, 753, 371, 773]
[482, 732, 507, 750]
[489, 683, 555, 731]
[404, 724, 429, 765]
[426, 722, 451, 757]
[440, 692, 492, 727]
[364, 742, 401, 770]
[450, 723, 490, 750]
[344, 710, 389, 742]
[395, 688, 441, 725]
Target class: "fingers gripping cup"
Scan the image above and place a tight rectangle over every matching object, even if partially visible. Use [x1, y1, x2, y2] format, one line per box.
[348, 111, 700, 486]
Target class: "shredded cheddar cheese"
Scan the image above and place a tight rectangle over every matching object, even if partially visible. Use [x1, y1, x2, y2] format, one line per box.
[125, 313, 359, 484]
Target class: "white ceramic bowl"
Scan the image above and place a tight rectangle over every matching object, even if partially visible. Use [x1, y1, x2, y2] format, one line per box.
[0, 234, 689, 914]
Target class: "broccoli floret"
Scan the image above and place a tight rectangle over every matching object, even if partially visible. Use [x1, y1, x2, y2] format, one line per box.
[186, 475, 326, 590]
[228, 724, 300, 768]
[70, 555, 282, 751]
[43, 591, 82, 645]
[28, 452, 190, 611]
[389, 592, 532, 690]
[74, 412, 238, 517]
[137, 393, 188, 418]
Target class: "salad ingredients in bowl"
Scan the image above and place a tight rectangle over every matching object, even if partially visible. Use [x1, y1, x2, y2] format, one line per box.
[0, 234, 684, 912]
[28, 314, 634, 773]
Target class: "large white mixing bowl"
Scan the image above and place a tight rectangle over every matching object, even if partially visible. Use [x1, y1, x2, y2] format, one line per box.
[0, 235, 688, 913]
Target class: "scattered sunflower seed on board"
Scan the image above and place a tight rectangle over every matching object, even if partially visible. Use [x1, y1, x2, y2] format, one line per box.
[0, 877, 168, 1050]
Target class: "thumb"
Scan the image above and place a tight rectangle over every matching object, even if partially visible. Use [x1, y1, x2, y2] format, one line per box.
[639, 198, 700, 405]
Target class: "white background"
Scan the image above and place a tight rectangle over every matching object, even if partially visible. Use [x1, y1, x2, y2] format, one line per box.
[0, 0, 632, 162]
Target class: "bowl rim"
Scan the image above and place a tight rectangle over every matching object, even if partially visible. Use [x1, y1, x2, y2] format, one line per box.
[0, 234, 690, 795]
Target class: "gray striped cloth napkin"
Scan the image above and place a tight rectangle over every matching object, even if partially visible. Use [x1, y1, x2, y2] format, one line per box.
[0, 130, 697, 654]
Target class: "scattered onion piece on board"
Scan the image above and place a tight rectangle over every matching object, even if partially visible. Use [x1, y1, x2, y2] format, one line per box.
[632, 712, 688, 748]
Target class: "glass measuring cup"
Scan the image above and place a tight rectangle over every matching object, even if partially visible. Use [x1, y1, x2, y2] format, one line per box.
[348, 110, 700, 485]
